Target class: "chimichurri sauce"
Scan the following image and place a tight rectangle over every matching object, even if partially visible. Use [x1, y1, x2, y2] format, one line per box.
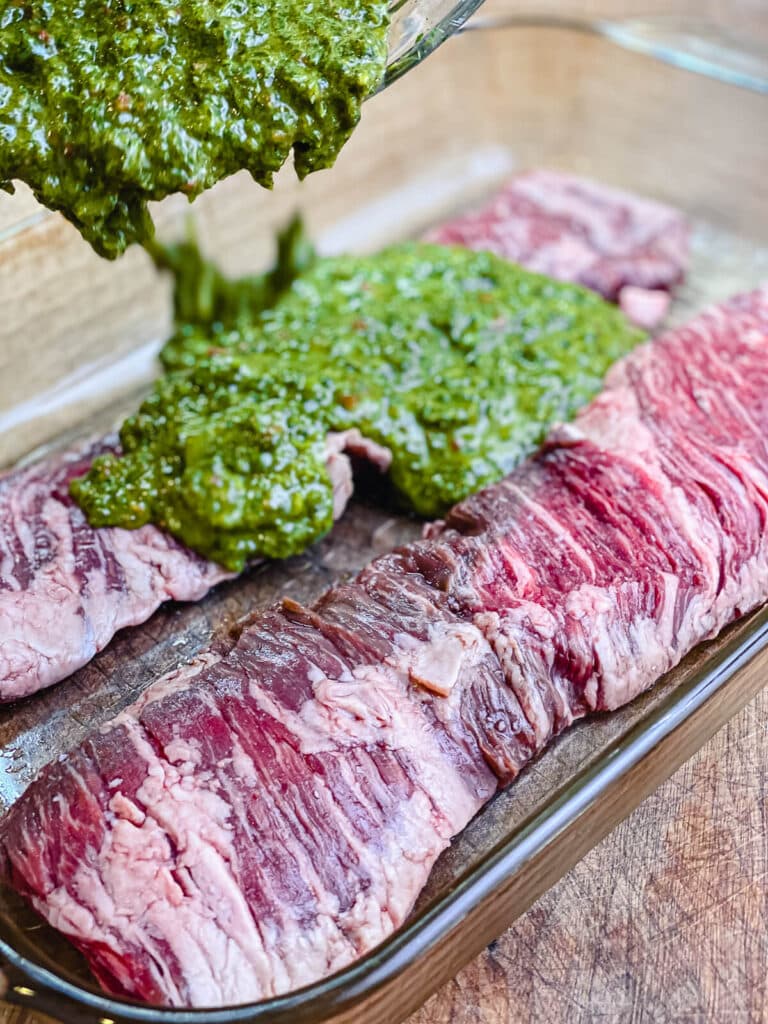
[0, 1, 389, 257]
[146, 214, 317, 335]
[72, 239, 645, 571]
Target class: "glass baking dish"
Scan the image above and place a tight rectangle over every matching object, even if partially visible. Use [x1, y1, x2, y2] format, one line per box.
[1, 6, 767, 1021]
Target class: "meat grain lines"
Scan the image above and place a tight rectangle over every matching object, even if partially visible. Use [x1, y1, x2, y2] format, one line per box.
[2, 287, 767, 1007]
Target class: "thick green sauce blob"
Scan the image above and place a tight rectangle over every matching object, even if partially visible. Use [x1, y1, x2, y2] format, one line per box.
[72, 239, 645, 571]
[0, 1, 389, 257]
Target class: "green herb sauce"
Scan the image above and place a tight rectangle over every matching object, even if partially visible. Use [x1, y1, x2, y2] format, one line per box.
[0, 1, 389, 257]
[146, 214, 317, 334]
[72, 239, 645, 571]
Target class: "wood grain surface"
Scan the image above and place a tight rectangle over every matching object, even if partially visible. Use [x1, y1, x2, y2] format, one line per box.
[3, 682, 767, 1024]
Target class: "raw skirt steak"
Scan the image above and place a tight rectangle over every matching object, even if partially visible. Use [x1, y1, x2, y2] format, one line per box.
[0, 172, 688, 703]
[425, 169, 690, 328]
[1, 286, 766, 1008]
[0, 430, 382, 703]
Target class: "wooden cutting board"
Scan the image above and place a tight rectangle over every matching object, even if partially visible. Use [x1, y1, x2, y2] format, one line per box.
[3, 665, 768, 1024]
